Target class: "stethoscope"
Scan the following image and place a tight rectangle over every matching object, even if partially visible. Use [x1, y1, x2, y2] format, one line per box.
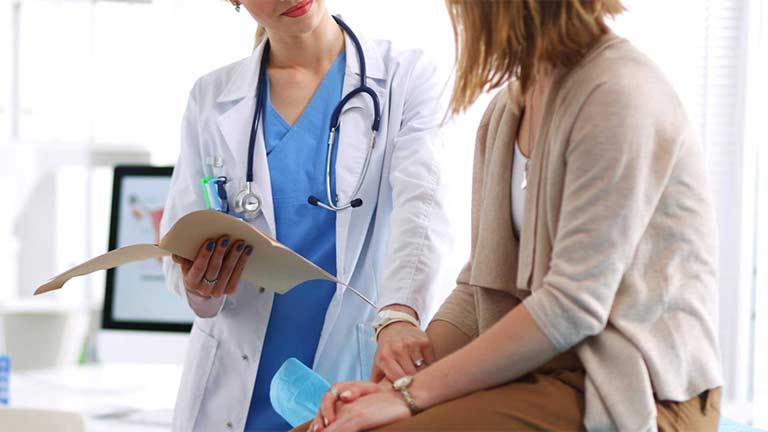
[233, 15, 382, 221]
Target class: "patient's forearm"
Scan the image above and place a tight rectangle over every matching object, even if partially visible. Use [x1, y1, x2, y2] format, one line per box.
[412, 304, 558, 410]
[426, 320, 473, 360]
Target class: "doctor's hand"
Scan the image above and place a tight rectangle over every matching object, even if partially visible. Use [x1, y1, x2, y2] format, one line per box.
[171, 236, 253, 299]
[372, 322, 435, 383]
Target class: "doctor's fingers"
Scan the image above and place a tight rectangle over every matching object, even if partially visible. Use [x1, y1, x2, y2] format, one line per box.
[409, 337, 435, 370]
[186, 239, 216, 283]
[370, 363, 385, 383]
[223, 246, 252, 295]
[394, 348, 419, 377]
[172, 254, 193, 273]
[202, 236, 232, 287]
[374, 353, 409, 382]
[211, 240, 246, 297]
[378, 338, 421, 377]
[423, 340, 437, 367]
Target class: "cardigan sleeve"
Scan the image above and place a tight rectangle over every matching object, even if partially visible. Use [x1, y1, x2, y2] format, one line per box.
[523, 72, 686, 352]
[431, 260, 479, 338]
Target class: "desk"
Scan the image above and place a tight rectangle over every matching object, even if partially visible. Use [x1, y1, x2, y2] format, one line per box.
[9, 363, 181, 432]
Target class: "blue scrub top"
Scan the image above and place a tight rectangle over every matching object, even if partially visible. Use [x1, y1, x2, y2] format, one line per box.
[244, 51, 346, 431]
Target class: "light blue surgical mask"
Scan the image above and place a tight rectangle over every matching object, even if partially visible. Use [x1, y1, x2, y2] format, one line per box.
[270, 358, 330, 427]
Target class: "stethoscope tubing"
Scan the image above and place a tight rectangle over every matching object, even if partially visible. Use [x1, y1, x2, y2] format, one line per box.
[240, 15, 381, 216]
[233, 16, 381, 309]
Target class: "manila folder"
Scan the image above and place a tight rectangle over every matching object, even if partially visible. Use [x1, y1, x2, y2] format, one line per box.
[34, 210, 338, 296]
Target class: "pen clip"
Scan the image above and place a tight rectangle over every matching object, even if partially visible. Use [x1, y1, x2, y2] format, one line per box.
[215, 176, 229, 213]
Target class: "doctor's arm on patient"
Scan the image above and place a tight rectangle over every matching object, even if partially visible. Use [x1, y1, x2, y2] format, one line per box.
[369, 53, 452, 383]
[313, 273, 479, 430]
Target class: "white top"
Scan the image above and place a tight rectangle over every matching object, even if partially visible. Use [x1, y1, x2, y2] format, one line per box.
[511, 142, 528, 235]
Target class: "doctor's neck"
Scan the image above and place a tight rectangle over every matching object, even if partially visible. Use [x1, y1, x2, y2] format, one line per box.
[265, 13, 344, 72]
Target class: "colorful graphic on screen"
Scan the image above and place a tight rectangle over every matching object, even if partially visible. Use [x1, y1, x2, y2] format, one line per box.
[112, 176, 195, 324]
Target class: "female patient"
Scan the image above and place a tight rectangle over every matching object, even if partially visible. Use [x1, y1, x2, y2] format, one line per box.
[305, 1, 722, 431]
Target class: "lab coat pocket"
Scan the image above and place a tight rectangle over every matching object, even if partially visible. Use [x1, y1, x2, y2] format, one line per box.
[356, 322, 376, 381]
[222, 176, 244, 212]
[173, 325, 218, 431]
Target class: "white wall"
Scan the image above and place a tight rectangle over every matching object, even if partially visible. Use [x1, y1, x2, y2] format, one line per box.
[746, 0, 768, 424]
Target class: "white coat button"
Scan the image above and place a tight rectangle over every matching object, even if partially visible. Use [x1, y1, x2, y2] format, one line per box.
[226, 421, 233, 429]
[241, 354, 249, 361]
[259, 287, 266, 293]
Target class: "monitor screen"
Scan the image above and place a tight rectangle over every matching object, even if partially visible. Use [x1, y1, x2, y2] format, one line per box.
[103, 166, 194, 332]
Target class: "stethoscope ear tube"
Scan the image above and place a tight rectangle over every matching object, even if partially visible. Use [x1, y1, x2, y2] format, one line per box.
[329, 86, 381, 133]
[246, 41, 270, 185]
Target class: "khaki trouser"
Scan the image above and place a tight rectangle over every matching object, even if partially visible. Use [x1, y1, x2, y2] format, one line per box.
[294, 351, 721, 431]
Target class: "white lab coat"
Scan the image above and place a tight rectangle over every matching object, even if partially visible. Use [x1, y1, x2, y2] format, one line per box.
[160, 31, 450, 432]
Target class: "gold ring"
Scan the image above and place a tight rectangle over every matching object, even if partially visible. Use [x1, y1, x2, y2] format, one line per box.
[329, 387, 341, 400]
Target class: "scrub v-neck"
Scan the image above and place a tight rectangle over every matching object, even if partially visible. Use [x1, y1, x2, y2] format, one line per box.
[244, 50, 346, 431]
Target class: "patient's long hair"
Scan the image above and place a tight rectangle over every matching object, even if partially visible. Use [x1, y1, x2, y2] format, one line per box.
[445, 0, 625, 114]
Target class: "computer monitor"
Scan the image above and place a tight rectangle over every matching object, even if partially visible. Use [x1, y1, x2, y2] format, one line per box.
[99, 165, 193, 363]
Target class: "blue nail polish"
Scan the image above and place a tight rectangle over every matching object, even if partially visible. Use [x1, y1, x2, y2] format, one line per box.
[236, 242, 244, 252]
[247, 247, 253, 256]
[206, 241, 215, 251]
[221, 238, 229, 247]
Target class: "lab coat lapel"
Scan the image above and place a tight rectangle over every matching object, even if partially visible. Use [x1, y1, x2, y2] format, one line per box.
[335, 33, 387, 285]
[316, 33, 387, 366]
[215, 42, 276, 236]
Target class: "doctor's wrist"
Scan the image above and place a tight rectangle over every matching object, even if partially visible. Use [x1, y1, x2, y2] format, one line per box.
[186, 287, 212, 300]
[373, 307, 421, 341]
[380, 304, 419, 321]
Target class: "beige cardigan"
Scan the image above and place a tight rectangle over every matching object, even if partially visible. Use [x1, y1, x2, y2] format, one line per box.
[433, 34, 722, 432]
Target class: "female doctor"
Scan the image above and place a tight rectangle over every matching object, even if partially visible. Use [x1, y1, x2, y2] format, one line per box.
[159, 0, 449, 430]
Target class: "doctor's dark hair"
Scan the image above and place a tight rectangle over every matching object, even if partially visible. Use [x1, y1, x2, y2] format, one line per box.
[445, 0, 624, 114]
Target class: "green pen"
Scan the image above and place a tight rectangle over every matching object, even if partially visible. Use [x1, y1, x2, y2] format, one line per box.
[200, 176, 215, 209]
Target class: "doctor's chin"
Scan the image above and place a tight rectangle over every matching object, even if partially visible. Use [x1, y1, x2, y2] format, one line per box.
[1, 1, 766, 431]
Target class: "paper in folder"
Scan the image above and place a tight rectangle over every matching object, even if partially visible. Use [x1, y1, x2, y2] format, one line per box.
[34, 210, 375, 307]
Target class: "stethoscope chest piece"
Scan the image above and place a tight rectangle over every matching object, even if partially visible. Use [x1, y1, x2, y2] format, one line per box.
[234, 182, 262, 220]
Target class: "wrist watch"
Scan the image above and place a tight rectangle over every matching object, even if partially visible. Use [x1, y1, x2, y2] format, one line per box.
[372, 310, 420, 339]
[392, 375, 423, 415]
